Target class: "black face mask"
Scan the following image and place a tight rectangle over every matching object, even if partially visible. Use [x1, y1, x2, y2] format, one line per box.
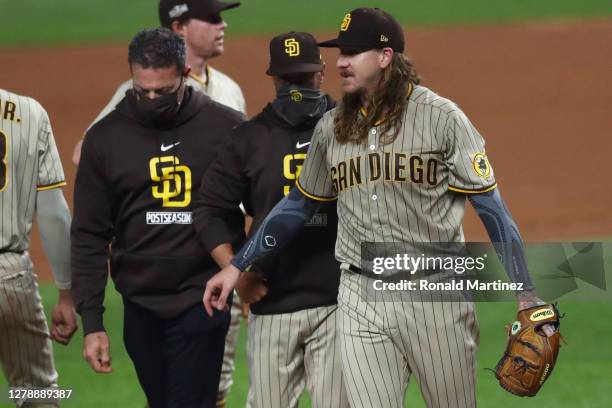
[129, 80, 185, 125]
[270, 85, 328, 128]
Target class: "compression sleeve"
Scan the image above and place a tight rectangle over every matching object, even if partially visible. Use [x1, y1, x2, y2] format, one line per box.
[469, 188, 534, 291]
[36, 188, 72, 289]
[231, 187, 318, 272]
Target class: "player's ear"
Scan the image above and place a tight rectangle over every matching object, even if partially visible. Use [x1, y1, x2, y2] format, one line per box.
[171, 20, 187, 37]
[379, 48, 394, 69]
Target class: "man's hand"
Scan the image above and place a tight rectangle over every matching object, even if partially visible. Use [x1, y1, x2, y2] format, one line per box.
[203, 264, 241, 316]
[236, 271, 268, 304]
[83, 331, 112, 373]
[517, 290, 556, 337]
[50, 289, 77, 345]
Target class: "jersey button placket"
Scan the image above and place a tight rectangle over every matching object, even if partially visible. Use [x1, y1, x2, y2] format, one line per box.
[369, 128, 377, 150]
[369, 131, 379, 200]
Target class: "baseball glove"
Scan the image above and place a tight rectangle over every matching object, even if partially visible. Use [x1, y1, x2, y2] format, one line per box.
[493, 303, 562, 397]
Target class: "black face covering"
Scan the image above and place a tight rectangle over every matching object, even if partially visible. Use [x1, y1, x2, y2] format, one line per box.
[129, 79, 185, 125]
[270, 85, 328, 128]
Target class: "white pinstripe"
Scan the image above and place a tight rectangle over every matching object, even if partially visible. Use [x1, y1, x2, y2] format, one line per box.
[337, 270, 478, 408]
[246, 305, 348, 408]
[0, 262, 58, 407]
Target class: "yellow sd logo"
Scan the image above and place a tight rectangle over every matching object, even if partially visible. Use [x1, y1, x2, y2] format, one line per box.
[149, 156, 192, 207]
[290, 89, 303, 102]
[341, 13, 351, 31]
[529, 308, 554, 322]
[284, 38, 300, 57]
[472, 152, 492, 179]
[283, 153, 306, 195]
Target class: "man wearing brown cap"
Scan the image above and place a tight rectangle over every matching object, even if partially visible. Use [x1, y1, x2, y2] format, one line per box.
[203, 7, 558, 408]
[193, 32, 348, 408]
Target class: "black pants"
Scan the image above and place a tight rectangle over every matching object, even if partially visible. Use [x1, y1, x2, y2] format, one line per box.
[122, 298, 230, 408]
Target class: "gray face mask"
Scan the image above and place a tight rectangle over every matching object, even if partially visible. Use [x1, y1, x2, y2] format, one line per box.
[129, 80, 185, 125]
[270, 85, 328, 128]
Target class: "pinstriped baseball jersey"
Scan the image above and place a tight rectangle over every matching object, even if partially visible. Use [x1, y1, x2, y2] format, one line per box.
[0, 89, 66, 276]
[297, 84, 496, 266]
[89, 66, 246, 127]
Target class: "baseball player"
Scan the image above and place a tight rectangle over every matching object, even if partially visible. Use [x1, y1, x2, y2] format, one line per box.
[0, 88, 77, 407]
[72, 0, 246, 164]
[71, 1, 247, 404]
[71, 28, 245, 408]
[203, 7, 557, 408]
[193, 32, 347, 408]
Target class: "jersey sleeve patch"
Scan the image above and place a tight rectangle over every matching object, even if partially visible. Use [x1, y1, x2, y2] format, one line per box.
[472, 152, 492, 179]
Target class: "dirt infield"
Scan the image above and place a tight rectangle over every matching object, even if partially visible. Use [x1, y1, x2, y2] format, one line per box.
[1, 20, 610, 280]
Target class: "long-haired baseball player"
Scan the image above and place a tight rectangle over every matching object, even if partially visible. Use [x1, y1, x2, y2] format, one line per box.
[193, 32, 348, 408]
[203, 7, 558, 408]
[0, 89, 77, 407]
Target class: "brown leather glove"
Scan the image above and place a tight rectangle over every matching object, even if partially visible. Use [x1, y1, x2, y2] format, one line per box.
[494, 304, 562, 397]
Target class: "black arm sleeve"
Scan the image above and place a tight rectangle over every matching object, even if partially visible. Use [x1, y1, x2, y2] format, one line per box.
[469, 188, 534, 291]
[231, 187, 318, 272]
[193, 137, 247, 253]
[70, 133, 113, 335]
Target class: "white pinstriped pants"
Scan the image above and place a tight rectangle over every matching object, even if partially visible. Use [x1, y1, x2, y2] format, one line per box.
[217, 291, 242, 402]
[246, 305, 349, 408]
[0, 264, 58, 408]
[338, 270, 479, 408]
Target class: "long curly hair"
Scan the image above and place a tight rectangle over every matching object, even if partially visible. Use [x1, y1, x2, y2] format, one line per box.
[334, 53, 420, 145]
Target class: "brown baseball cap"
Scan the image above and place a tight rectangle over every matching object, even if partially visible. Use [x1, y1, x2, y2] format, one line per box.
[318, 7, 405, 54]
[159, 0, 241, 28]
[266, 32, 324, 76]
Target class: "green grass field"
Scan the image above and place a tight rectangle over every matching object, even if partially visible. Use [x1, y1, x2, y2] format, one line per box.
[0, 0, 612, 46]
[1, 282, 610, 407]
